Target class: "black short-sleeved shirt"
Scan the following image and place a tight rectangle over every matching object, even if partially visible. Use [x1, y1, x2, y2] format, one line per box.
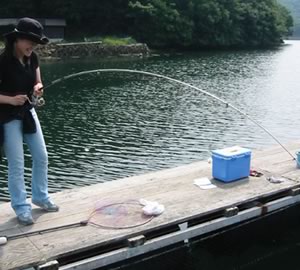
[0, 51, 39, 123]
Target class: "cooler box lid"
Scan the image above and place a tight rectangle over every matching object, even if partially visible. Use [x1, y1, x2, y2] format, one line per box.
[212, 146, 251, 158]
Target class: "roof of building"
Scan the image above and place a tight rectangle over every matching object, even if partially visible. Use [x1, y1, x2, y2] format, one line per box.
[0, 18, 66, 27]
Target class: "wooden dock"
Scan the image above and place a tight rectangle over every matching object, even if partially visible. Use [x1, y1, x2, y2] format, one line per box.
[1, 141, 300, 270]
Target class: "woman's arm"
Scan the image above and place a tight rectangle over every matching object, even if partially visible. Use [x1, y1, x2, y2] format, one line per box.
[33, 67, 44, 97]
[0, 94, 28, 106]
[0, 95, 12, 104]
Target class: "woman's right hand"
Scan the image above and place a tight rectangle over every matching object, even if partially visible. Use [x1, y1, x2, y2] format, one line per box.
[9, 95, 29, 106]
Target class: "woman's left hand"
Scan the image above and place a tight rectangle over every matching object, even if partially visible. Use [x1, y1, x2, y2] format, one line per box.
[33, 82, 44, 97]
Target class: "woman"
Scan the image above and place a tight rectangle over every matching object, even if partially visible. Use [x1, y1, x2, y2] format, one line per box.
[0, 17, 59, 225]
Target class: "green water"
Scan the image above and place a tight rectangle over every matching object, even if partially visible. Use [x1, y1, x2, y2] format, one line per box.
[1, 40, 300, 269]
[1, 41, 300, 200]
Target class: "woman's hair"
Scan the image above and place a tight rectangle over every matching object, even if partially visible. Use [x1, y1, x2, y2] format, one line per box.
[2, 36, 16, 58]
[2, 36, 30, 64]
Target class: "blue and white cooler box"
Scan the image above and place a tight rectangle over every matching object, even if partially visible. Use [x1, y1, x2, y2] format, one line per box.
[212, 146, 251, 182]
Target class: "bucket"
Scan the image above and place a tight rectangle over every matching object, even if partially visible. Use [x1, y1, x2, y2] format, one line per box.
[296, 151, 300, 168]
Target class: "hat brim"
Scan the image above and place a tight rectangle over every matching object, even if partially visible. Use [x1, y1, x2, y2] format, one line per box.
[3, 29, 49, 45]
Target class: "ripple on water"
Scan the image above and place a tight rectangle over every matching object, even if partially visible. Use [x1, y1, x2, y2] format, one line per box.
[1, 42, 300, 200]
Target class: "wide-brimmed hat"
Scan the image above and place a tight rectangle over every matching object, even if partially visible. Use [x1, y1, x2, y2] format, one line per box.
[3, 17, 49, 45]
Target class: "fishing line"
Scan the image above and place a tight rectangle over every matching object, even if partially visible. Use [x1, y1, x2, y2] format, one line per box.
[39, 68, 295, 160]
[1, 70, 294, 246]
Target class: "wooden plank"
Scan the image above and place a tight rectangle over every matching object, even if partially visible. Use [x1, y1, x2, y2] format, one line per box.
[60, 195, 300, 270]
[0, 161, 208, 217]
[0, 229, 46, 270]
[1, 142, 300, 270]
[2, 177, 300, 268]
[251, 140, 300, 158]
[12, 175, 299, 262]
[0, 161, 214, 235]
[59, 206, 263, 270]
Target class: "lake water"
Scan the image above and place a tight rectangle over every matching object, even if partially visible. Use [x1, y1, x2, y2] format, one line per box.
[1, 40, 300, 269]
[1, 41, 300, 200]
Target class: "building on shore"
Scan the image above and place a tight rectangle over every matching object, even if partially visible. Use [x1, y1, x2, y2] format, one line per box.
[0, 18, 66, 41]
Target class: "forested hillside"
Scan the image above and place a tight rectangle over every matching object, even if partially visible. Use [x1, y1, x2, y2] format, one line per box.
[0, 0, 294, 48]
[279, 0, 300, 37]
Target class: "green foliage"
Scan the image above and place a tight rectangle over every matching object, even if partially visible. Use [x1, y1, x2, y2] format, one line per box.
[0, 0, 294, 48]
[83, 36, 137, 46]
[128, 0, 193, 47]
[102, 37, 137, 46]
[128, 0, 293, 48]
[278, 0, 300, 37]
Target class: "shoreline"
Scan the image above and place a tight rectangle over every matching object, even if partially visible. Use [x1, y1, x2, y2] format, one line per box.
[35, 41, 151, 59]
[0, 39, 298, 61]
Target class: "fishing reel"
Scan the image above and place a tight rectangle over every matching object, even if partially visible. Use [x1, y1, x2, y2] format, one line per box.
[31, 95, 45, 107]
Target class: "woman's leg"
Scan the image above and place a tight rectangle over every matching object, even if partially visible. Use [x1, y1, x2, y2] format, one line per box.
[24, 109, 49, 204]
[3, 119, 31, 216]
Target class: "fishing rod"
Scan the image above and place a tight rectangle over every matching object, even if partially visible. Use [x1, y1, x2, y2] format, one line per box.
[37, 68, 295, 160]
[0, 200, 155, 246]
[0, 220, 88, 245]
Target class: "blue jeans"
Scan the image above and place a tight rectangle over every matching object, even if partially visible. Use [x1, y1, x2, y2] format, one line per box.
[3, 108, 49, 215]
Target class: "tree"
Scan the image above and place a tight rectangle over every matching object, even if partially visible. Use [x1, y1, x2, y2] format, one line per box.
[278, 0, 300, 37]
[128, 0, 193, 47]
[0, 0, 294, 48]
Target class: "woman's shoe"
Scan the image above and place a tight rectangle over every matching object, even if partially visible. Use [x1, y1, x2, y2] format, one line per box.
[17, 212, 34, 225]
[32, 200, 59, 212]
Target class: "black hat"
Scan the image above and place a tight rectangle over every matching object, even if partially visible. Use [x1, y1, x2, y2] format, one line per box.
[3, 17, 49, 45]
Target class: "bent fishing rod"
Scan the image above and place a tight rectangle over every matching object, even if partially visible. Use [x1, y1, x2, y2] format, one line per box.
[38, 68, 295, 160]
